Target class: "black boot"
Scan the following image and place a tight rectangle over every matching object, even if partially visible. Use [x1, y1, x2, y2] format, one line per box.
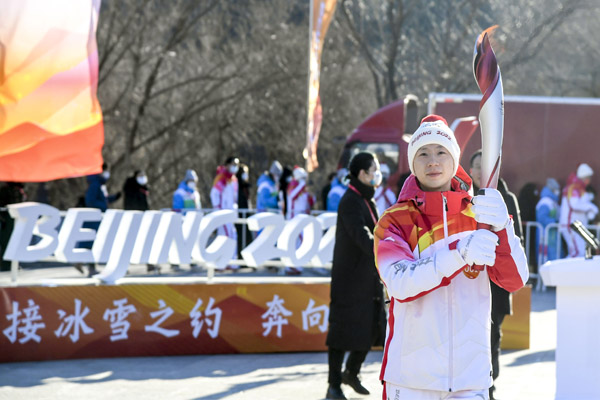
[147, 264, 161, 274]
[342, 370, 370, 395]
[87, 264, 97, 277]
[325, 385, 347, 400]
[74, 263, 84, 274]
[489, 385, 496, 400]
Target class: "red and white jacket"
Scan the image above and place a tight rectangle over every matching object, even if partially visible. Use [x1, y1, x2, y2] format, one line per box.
[210, 166, 238, 210]
[285, 179, 314, 219]
[374, 166, 528, 392]
[375, 185, 396, 216]
[559, 173, 597, 226]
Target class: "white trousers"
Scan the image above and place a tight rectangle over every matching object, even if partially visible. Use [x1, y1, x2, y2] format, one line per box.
[384, 382, 489, 400]
[560, 226, 586, 258]
[215, 223, 237, 270]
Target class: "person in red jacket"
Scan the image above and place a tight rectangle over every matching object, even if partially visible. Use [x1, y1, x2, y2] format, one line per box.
[374, 115, 528, 400]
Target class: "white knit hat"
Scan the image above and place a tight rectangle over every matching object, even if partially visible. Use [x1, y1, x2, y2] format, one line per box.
[407, 115, 460, 176]
[269, 160, 283, 178]
[292, 166, 308, 181]
[380, 163, 391, 178]
[577, 163, 593, 179]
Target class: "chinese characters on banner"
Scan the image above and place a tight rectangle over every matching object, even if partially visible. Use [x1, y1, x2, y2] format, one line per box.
[0, 284, 330, 362]
[0, 0, 104, 182]
[303, 0, 338, 173]
[4, 299, 45, 344]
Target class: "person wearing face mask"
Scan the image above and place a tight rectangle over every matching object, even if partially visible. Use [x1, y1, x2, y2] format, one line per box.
[172, 169, 201, 212]
[122, 170, 159, 273]
[285, 166, 314, 220]
[256, 160, 283, 212]
[210, 157, 240, 271]
[170, 169, 202, 273]
[327, 168, 349, 212]
[210, 157, 240, 211]
[374, 163, 395, 216]
[325, 151, 387, 400]
[236, 164, 252, 210]
[235, 164, 253, 259]
[75, 163, 121, 277]
[559, 163, 598, 258]
[283, 166, 316, 276]
[536, 178, 561, 262]
[84, 163, 121, 211]
[123, 170, 150, 211]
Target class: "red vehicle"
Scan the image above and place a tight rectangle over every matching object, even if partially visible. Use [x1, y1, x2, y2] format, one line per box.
[341, 93, 600, 197]
[339, 95, 478, 193]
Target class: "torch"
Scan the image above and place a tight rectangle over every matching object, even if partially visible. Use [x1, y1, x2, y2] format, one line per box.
[472, 26, 504, 270]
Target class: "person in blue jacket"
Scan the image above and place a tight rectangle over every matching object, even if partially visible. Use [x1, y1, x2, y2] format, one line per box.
[326, 168, 348, 212]
[85, 163, 121, 211]
[172, 169, 201, 211]
[256, 161, 282, 212]
[536, 178, 561, 261]
[75, 163, 120, 277]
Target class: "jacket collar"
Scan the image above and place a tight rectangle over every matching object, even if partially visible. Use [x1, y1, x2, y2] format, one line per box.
[348, 175, 375, 199]
[564, 172, 586, 196]
[397, 165, 472, 216]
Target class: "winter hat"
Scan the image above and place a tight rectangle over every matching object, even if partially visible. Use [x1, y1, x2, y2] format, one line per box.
[336, 168, 348, 182]
[545, 178, 560, 193]
[269, 160, 283, 178]
[407, 115, 460, 176]
[292, 166, 308, 181]
[380, 163, 391, 178]
[577, 163, 593, 179]
[184, 169, 198, 182]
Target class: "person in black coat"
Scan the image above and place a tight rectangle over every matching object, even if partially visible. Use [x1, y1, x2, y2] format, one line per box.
[235, 164, 253, 258]
[123, 170, 150, 211]
[321, 172, 336, 210]
[326, 152, 387, 400]
[0, 182, 27, 271]
[122, 170, 158, 273]
[469, 150, 524, 400]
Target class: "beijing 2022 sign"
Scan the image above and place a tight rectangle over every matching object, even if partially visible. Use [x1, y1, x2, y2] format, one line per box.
[3, 203, 337, 283]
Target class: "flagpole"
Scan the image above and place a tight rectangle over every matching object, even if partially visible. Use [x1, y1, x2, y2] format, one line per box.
[304, 0, 314, 173]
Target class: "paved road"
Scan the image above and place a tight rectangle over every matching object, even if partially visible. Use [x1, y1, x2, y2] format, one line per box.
[0, 265, 556, 399]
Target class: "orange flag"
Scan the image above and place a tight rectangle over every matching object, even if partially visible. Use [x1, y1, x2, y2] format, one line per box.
[0, 0, 104, 182]
[303, 0, 337, 173]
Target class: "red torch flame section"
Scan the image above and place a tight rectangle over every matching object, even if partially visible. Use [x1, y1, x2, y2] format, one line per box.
[471, 26, 505, 271]
[473, 26, 500, 109]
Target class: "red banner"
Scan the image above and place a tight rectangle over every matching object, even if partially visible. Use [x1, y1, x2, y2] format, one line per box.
[0, 282, 330, 362]
[0, 281, 530, 362]
[0, 0, 104, 182]
[304, 0, 337, 173]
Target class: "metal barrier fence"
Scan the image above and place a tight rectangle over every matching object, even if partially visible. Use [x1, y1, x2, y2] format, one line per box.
[522, 221, 600, 291]
[3, 205, 599, 288]
[157, 208, 330, 253]
[522, 221, 543, 291]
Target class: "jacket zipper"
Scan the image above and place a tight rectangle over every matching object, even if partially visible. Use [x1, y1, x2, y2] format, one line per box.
[442, 195, 449, 239]
[442, 194, 453, 392]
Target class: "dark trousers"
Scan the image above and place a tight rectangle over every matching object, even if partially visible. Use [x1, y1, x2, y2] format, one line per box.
[0, 213, 14, 271]
[491, 312, 505, 380]
[328, 347, 368, 387]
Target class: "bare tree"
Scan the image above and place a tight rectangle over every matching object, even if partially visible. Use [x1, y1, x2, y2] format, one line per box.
[38, 0, 600, 210]
[43, 0, 315, 209]
[337, 0, 597, 108]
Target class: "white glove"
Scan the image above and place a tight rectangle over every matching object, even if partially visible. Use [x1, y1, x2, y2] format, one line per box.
[456, 229, 498, 266]
[471, 188, 510, 231]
